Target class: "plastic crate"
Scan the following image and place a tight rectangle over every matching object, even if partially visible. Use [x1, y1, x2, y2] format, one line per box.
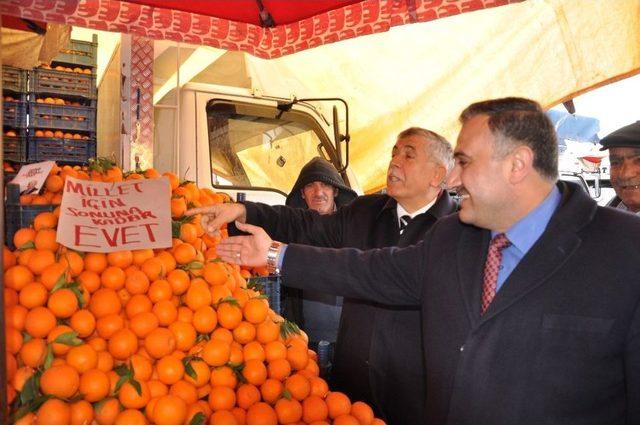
[30, 68, 96, 99]
[3, 134, 28, 163]
[29, 102, 96, 131]
[2, 65, 28, 93]
[5, 184, 56, 249]
[2, 99, 28, 128]
[52, 35, 98, 68]
[28, 137, 96, 164]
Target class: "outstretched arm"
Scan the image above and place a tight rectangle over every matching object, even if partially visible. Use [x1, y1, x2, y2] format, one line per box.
[185, 203, 247, 236]
[217, 222, 424, 306]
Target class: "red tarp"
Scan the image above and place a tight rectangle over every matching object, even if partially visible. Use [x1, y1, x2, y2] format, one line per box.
[1, 0, 521, 59]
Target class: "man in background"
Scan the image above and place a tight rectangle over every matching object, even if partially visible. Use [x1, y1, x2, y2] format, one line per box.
[600, 121, 640, 214]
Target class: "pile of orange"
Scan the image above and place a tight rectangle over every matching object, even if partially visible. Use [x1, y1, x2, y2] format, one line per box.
[39, 64, 92, 75]
[4, 160, 386, 425]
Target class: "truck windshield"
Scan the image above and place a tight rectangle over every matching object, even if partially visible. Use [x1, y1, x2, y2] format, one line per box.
[206, 100, 327, 194]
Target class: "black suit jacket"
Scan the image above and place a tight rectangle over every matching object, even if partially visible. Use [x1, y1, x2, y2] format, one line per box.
[239, 192, 456, 424]
[281, 182, 640, 425]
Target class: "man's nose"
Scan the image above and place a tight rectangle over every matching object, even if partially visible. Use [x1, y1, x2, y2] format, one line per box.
[617, 160, 635, 179]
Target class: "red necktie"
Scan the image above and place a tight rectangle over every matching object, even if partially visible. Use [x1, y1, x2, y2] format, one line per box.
[481, 233, 511, 313]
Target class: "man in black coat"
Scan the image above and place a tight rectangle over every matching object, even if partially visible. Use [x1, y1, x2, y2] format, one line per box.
[282, 157, 357, 353]
[188, 127, 456, 424]
[599, 121, 640, 214]
[218, 98, 640, 424]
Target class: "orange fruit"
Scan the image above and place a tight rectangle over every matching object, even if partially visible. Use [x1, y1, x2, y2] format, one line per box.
[210, 365, 238, 389]
[309, 376, 329, 398]
[202, 339, 231, 367]
[13, 228, 36, 249]
[84, 252, 108, 273]
[173, 243, 196, 264]
[44, 174, 64, 193]
[36, 398, 71, 425]
[70, 309, 96, 338]
[142, 257, 165, 280]
[246, 402, 277, 425]
[59, 250, 84, 276]
[78, 270, 101, 293]
[208, 385, 236, 411]
[48, 288, 79, 318]
[33, 211, 58, 230]
[203, 261, 228, 285]
[233, 321, 257, 344]
[107, 250, 133, 268]
[125, 294, 153, 318]
[6, 304, 28, 330]
[148, 279, 172, 302]
[6, 326, 23, 355]
[19, 338, 47, 367]
[275, 397, 303, 424]
[169, 380, 198, 405]
[5, 265, 34, 291]
[101, 266, 126, 290]
[153, 299, 178, 326]
[185, 279, 212, 310]
[108, 328, 138, 360]
[333, 414, 361, 425]
[208, 410, 238, 425]
[40, 364, 80, 398]
[125, 269, 150, 294]
[166, 269, 190, 295]
[284, 373, 311, 401]
[302, 395, 329, 424]
[168, 321, 196, 352]
[27, 249, 56, 274]
[259, 378, 284, 405]
[93, 397, 120, 425]
[40, 262, 70, 290]
[130, 311, 159, 338]
[144, 327, 176, 359]
[192, 305, 217, 334]
[243, 298, 269, 324]
[24, 306, 56, 338]
[242, 359, 268, 386]
[217, 302, 243, 330]
[114, 408, 147, 425]
[79, 368, 110, 402]
[156, 355, 185, 385]
[96, 313, 125, 338]
[19, 282, 48, 309]
[236, 383, 261, 410]
[152, 395, 187, 425]
[89, 288, 122, 318]
[326, 391, 352, 419]
[119, 380, 151, 409]
[132, 248, 154, 266]
[179, 223, 198, 243]
[267, 358, 292, 382]
[350, 401, 375, 425]
[66, 344, 99, 373]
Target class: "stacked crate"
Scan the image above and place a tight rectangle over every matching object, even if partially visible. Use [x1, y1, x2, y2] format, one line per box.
[28, 34, 97, 164]
[2, 65, 29, 166]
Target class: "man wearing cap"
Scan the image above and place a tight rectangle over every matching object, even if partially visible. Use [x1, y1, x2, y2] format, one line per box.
[600, 121, 640, 214]
[283, 157, 358, 354]
[187, 127, 456, 425]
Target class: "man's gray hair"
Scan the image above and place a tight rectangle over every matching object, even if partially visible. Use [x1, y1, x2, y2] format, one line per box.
[397, 127, 454, 172]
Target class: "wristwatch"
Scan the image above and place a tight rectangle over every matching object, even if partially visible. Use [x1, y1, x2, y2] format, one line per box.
[266, 241, 283, 275]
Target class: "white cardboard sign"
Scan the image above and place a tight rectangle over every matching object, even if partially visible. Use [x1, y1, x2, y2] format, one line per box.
[56, 176, 173, 252]
[10, 161, 55, 193]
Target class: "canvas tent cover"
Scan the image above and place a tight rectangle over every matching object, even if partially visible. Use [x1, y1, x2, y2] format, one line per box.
[2, 0, 640, 192]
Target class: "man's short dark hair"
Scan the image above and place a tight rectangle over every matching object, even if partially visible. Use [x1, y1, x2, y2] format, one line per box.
[459, 97, 558, 180]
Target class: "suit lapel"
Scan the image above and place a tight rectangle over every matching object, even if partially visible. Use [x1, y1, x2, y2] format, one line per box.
[480, 228, 581, 320]
[456, 226, 490, 326]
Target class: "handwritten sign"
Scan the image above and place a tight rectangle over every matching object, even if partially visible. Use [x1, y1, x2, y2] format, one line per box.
[10, 161, 55, 193]
[56, 176, 172, 252]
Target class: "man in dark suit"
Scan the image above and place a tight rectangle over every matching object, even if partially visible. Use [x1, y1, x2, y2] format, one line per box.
[187, 127, 456, 424]
[218, 98, 640, 425]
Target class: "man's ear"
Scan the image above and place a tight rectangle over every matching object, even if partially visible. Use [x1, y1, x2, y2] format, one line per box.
[509, 145, 534, 183]
[334, 187, 339, 197]
[430, 164, 448, 188]
[300, 188, 305, 199]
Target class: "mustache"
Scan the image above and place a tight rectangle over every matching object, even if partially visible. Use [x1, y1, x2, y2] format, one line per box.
[616, 180, 640, 188]
[451, 187, 470, 200]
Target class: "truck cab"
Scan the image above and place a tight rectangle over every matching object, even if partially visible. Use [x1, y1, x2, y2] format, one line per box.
[169, 82, 360, 204]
